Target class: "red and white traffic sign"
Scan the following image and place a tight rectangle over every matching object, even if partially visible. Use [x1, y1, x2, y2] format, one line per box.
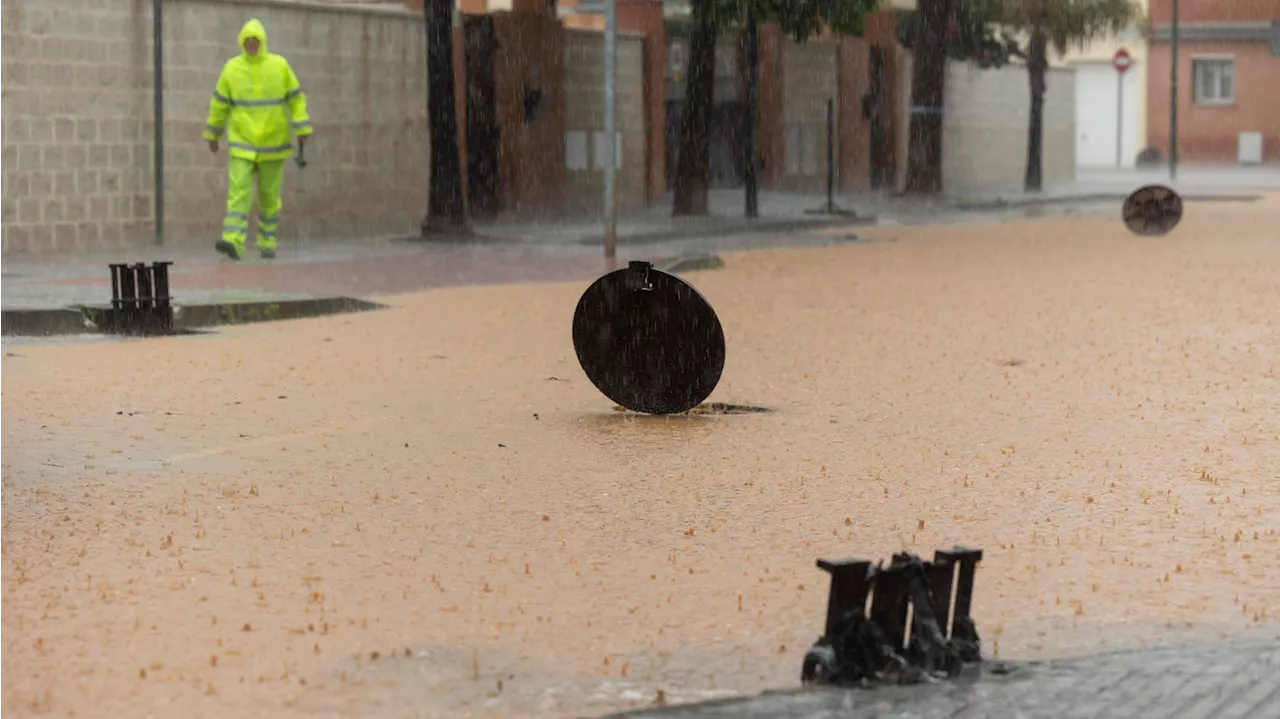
[1113, 48, 1133, 73]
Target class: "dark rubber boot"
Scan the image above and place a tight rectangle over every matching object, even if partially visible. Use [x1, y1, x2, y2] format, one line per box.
[215, 240, 241, 261]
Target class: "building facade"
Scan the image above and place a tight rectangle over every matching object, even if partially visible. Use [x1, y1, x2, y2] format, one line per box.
[1146, 0, 1280, 164]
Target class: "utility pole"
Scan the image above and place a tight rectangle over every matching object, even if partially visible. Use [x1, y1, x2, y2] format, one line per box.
[743, 9, 759, 218]
[1169, 0, 1179, 181]
[153, 0, 164, 246]
[603, 0, 618, 269]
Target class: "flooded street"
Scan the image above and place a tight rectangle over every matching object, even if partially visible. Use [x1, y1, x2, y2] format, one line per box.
[4, 201, 1279, 718]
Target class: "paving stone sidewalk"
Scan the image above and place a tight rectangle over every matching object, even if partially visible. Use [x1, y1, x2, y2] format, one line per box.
[606, 639, 1280, 719]
[0, 240, 604, 311]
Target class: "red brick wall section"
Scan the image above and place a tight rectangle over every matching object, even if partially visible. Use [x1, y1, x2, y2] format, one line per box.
[758, 24, 786, 189]
[1146, 41, 1280, 163]
[510, 0, 556, 14]
[492, 12, 566, 214]
[617, 1, 666, 207]
[863, 10, 902, 188]
[837, 36, 871, 192]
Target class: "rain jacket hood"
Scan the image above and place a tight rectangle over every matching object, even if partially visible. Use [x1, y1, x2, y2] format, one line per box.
[238, 19, 268, 61]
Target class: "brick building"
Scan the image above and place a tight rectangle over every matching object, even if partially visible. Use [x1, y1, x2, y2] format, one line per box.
[1146, 0, 1280, 164]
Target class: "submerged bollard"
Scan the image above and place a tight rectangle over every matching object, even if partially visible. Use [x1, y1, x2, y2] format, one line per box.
[103, 261, 176, 336]
[802, 546, 986, 687]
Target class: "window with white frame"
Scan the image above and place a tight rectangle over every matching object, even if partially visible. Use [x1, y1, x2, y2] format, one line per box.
[1193, 57, 1235, 105]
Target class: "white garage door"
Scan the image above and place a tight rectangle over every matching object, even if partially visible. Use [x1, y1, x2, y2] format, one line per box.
[1074, 62, 1141, 168]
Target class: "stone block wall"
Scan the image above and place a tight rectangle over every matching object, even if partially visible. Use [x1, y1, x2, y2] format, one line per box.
[940, 62, 1075, 194]
[781, 38, 840, 191]
[561, 28, 647, 216]
[1, 0, 428, 254]
[894, 54, 1077, 195]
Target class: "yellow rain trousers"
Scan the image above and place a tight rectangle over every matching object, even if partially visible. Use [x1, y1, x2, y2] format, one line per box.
[203, 19, 312, 255]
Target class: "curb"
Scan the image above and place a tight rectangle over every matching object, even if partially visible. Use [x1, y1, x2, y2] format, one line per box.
[2, 296, 386, 338]
[948, 192, 1262, 212]
[659, 254, 727, 274]
[398, 215, 876, 248]
[170, 297, 385, 330]
[0, 308, 91, 336]
[570, 216, 878, 247]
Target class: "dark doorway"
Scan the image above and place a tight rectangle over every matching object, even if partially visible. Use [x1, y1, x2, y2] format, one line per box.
[665, 100, 682, 192]
[464, 15, 500, 218]
[664, 100, 746, 191]
[709, 101, 745, 188]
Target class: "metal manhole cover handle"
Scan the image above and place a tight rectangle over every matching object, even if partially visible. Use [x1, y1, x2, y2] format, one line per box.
[626, 261, 654, 292]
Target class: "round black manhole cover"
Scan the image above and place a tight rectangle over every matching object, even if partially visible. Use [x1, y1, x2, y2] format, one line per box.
[573, 261, 726, 415]
[1123, 184, 1184, 236]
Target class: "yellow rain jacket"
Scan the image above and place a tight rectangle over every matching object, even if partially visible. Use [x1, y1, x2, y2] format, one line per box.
[203, 19, 312, 162]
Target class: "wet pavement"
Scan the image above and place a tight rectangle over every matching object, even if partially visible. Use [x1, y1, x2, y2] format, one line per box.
[0, 240, 605, 313]
[3, 195, 1279, 718]
[0, 203, 1190, 329]
[606, 639, 1280, 718]
[7, 167, 1277, 325]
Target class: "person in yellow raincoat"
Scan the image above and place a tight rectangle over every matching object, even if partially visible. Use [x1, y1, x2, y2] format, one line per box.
[203, 18, 313, 260]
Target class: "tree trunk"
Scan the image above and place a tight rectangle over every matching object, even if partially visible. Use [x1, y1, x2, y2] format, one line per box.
[903, 0, 951, 195]
[1024, 26, 1047, 193]
[423, 0, 466, 234]
[672, 4, 718, 217]
[741, 11, 759, 219]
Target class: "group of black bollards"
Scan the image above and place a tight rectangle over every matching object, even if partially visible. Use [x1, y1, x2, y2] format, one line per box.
[102, 261, 176, 336]
[801, 547, 986, 687]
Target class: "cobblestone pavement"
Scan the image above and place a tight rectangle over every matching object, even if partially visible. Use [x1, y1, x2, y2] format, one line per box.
[605, 639, 1280, 719]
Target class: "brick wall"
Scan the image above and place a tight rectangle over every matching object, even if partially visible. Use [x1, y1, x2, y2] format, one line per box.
[562, 28, 647, 216]
[1146, 41, 1280, 164]
[895, 55, 1076, 194]
[1, 0, 428, 254]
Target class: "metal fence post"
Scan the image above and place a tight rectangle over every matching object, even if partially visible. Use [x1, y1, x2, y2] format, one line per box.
[152, 0, 165, 246]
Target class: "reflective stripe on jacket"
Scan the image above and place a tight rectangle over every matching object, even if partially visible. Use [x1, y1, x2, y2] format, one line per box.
[203, 18, 312, 163]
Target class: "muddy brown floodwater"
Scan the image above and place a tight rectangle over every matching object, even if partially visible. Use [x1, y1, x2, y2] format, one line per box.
[4, 199, 1279, 719]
